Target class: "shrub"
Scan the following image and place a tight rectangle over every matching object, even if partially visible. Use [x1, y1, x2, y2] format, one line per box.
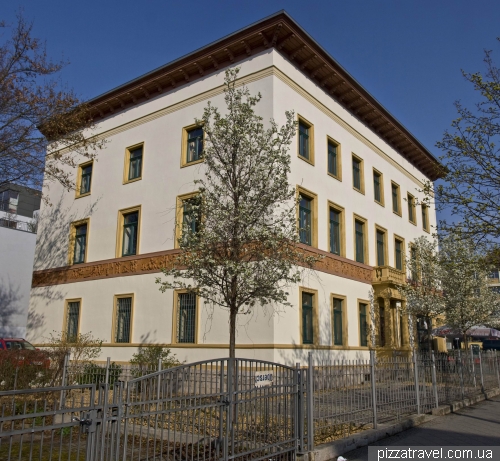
[129, 346, 182, 378]
[78, 362, 122, 385]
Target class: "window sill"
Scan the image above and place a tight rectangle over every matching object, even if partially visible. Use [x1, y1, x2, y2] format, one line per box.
[181, 158, 204, 168]
[298, 154, 315, 166]
[392, 210, 402, 217]
[353, 187, 365, 195]
[374, 200, 385, 207]
[327, 172, 342, 181]
[123, 177, 142, 185]
[409, 220, 417, 226]
[75, 192, 91, 199]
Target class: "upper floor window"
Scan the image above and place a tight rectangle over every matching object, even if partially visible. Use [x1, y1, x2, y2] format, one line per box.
[395, 238, 404, 271]
[176, 193, 201, 248]
[421, 204, 429, 232]
[391, 182, 401, 215]
[125, 144, 143, 183]
[77, 162, 92, 197]
[376, 228, 386, 266]
[352, 155, 364, 193]
[73, 223, 88, 264]
[355, 218, 366, 264]
[121, 209, 140, 256]
[187, 127, 204, 164]
[407, 193, 416, 224]
[299, 121, 310, 160]
[329, 208, 341, 256]
[327, 139, 340, 179]
[299, 196, 312, 245]
[177, 292, 197, 343]
[373, 170, 384, 205]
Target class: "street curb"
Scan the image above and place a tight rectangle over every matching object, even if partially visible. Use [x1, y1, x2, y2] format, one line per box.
[299, 387, 500, 461]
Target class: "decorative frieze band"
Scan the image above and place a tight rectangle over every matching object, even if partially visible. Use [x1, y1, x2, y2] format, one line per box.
[32, 246, 372, 287]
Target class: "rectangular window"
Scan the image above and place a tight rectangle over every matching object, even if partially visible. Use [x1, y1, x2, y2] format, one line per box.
[115, 297, 132, 343]
[299, 196, 312, 245]
[352, 156, 362, 191]
[186, 127, 204, 164]
[408, 193, 416, 224]
[302, 292, 314, 345]
[395, 238, 403, 271]
[183, 197, 200, 235]
[177, 292, 197, 343]
[81, 165, 92, 194]
[421, 204, 429, 232]
[66, 301, 80, 341]
[329, 208, 341, 255]
[73, 223, 88, 264]
[122, 211, 139, 256]
[359, 303, 368, 347]
[399, 312, 405, 346]
[355, 219, 365, 263]
[127, 145, 143, 181]
[410, 245, 417, 281]
[298, 121, 310, 160]
[333, 298, 343, 346]
[327, 139, 340, 178]
[391, 182, 401, 215]
[0, 190, 19, 213]
[373, 170, 384, 204]
[376, 229, 386, 266]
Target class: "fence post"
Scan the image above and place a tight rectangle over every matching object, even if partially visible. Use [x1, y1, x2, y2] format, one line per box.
[370, 350, 378, 429]
[59, 352, 70, 410]
[104, 357, 111, 385]
[470, 346, 477, 388]
[296, 362, 304, 453]
[307, 352, 314, 452]
[478, 351, 484, 393]
[458, 349, 465, 399]
[431, 351, 439, 408]
[413, 350, 421, 415]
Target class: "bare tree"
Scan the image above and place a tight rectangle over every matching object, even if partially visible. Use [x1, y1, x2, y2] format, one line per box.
[157, 68, 319, 358]
[0, 14, 104, 193]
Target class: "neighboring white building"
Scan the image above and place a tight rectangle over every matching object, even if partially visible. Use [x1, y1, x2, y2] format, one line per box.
[0, 185, 40, 338]
[28, 12, 442, 364]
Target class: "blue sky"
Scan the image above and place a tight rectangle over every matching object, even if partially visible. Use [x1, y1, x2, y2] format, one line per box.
[4, 0, 500, 216]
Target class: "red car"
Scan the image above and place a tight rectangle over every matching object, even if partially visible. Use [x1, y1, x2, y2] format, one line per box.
[0, 338, 50, 367]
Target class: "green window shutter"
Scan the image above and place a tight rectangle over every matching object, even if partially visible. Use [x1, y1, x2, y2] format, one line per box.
[355, 220, 364, 263]
[298, 122, 310, 160]
[333, 298, 343, 346]
[376, 230, 385, 266]
[302, 292, 314, 344]
[299, 196, 312, 245]
[359, 303, 368, 347]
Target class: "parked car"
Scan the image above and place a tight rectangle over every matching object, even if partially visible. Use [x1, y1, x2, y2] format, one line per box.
[0, 338, 50, 367]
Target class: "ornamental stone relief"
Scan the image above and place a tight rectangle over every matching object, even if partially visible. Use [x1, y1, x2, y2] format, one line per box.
[32, 247, 372, 287]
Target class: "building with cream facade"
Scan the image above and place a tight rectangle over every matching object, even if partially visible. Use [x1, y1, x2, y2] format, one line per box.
[28, 12, 442, 364]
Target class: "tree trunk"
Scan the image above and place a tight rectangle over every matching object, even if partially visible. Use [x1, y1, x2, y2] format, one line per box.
[229, 306, 237, 359]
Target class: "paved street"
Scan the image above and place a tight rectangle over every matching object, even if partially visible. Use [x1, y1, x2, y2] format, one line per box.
[342, 396, 500, 461]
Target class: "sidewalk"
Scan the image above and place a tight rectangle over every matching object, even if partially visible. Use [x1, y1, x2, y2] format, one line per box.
[341, 396, 500, 461]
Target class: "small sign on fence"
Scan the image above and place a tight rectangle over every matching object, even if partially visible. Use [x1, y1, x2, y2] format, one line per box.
[255, 370, 274, 387]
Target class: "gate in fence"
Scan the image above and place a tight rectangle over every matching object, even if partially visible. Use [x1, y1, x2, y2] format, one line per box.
[0, 358, 299, 461]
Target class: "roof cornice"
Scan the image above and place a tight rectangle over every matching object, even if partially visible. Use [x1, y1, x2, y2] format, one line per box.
[83, 11, 444, 180]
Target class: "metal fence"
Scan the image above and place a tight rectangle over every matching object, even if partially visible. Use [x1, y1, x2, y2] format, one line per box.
[0, 357, 299, 461]
[306, 350, 500, 449]
[1, 350, 499, 460]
